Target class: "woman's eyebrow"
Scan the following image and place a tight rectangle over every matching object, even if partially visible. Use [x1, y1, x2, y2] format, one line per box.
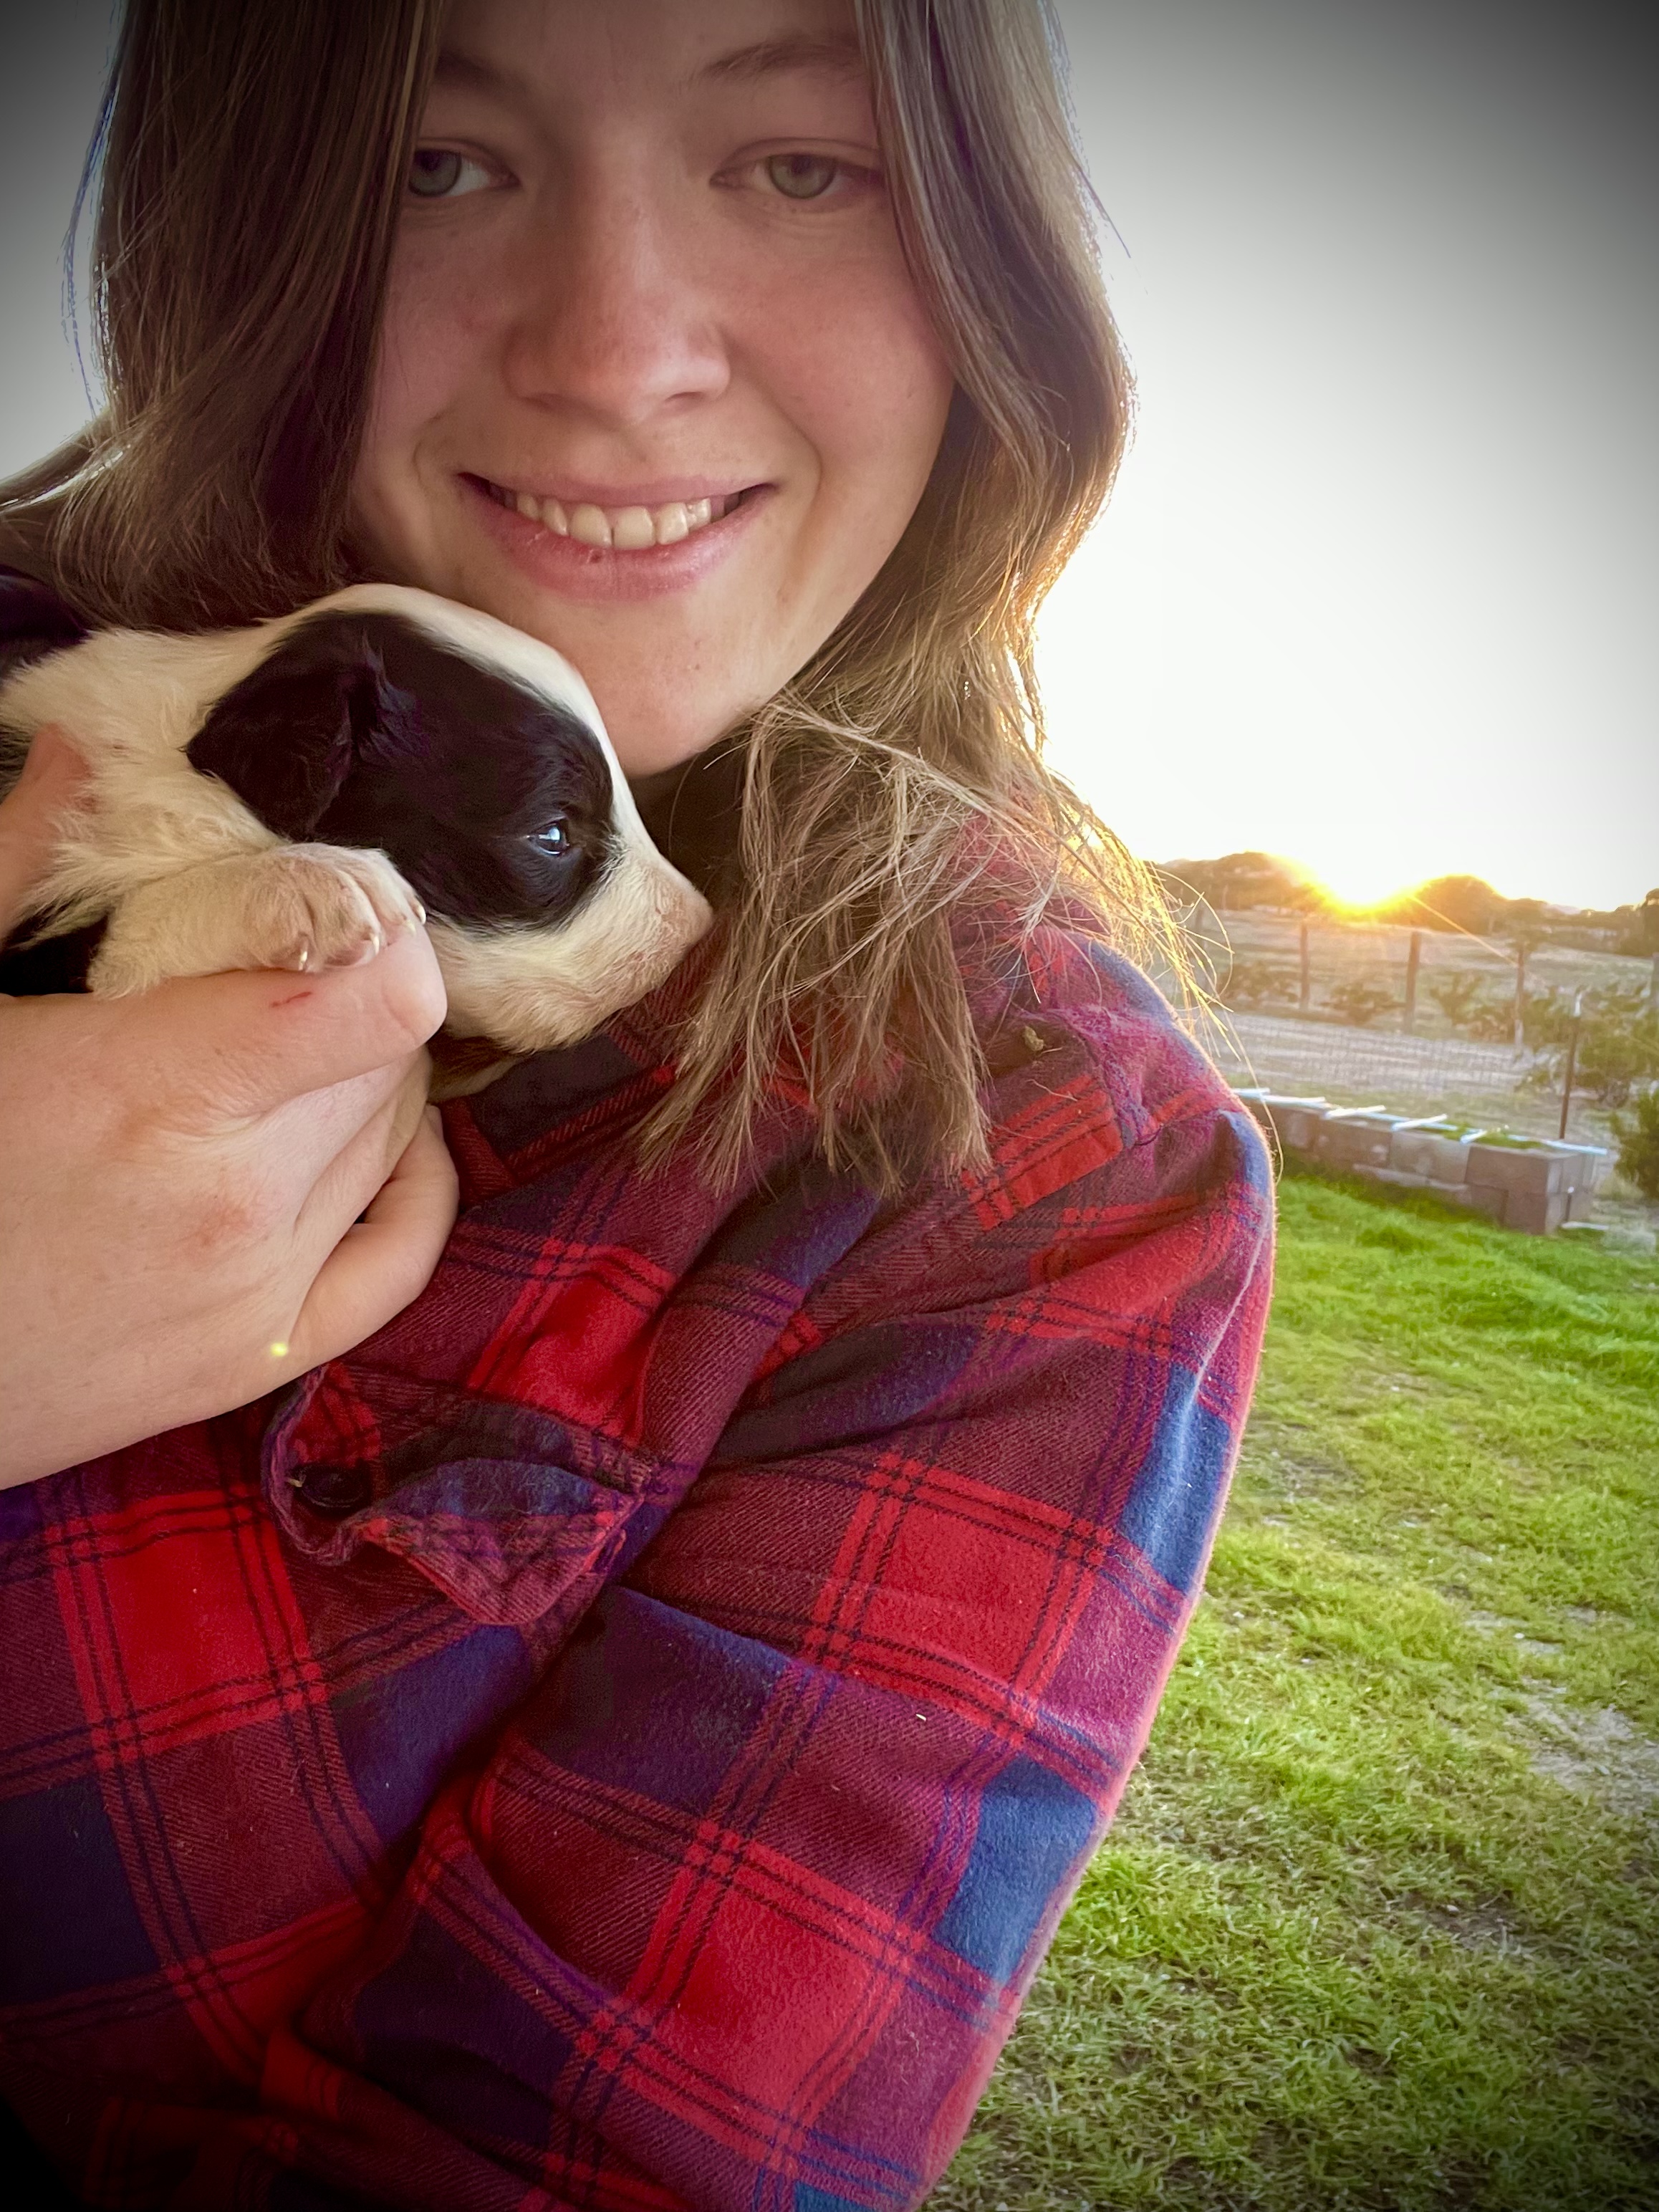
[696, 34, 865, 85]
[430, 35, 865, 110]
[432, 47, 526, 102]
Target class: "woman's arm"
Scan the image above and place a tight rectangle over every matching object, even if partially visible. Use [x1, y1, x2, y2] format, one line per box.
[0, 729, 460, 1485]
[193, 1063, 1272, 2211]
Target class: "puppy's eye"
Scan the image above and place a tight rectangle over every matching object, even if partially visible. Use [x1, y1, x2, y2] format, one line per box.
[526, 818, 572, 857]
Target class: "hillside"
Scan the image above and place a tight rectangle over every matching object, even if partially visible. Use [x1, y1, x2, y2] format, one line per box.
[1161, 853, 1659, 958]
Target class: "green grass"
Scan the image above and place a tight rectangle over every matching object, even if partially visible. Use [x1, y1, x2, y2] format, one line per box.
[932, 1162, 1659, 2212]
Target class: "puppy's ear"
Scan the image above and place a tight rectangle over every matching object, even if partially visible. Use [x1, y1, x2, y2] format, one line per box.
[187, 633, 383, 840]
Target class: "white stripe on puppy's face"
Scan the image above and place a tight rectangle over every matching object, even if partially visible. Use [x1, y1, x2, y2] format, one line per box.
[428, 857, 712, 1052]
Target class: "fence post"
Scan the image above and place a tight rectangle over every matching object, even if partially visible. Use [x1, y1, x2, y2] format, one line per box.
[1299, 918, 1311, 1012]
[1512, 941, 1527, 1052]
[1403, 930, 1420, 1034]
[1559, 991, 1584, 1140]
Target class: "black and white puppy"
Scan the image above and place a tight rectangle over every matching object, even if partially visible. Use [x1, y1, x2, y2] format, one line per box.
[0, 583, 712, 1074]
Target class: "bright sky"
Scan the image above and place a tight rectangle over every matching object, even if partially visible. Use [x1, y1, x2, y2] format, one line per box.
[1045, 0, 1658, 909]
[2, 1, 1655, 909]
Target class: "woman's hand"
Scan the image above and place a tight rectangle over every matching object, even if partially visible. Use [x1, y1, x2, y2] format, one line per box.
[0, 726, 460, 1489]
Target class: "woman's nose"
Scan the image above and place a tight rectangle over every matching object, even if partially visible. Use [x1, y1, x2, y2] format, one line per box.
[501, 174, 731, 430]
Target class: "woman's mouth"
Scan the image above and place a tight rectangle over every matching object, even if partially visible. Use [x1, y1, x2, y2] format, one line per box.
[462, 472, 772, 604]
[471, 476, 758, 551]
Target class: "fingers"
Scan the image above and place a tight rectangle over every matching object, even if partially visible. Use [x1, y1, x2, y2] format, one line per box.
[287, 1053, 433, 1230]
[131, 924, 449, 1125]
[0, 726, 88, 940]
[1, 735, 446, 1122]
[282, 1107, 459, 1370]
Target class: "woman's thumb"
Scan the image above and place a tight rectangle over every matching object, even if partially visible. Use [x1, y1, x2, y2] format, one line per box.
[0, 726, 87, 941]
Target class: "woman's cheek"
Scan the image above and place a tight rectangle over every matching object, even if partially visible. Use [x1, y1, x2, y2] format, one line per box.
[369, 231, 504, 438]
[746, 251, 953, 521]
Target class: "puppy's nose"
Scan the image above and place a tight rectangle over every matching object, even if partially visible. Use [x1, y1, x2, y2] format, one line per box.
[656, 861, 713, 950]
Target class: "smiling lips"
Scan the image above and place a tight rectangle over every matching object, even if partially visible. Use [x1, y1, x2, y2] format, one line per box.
[482, 477, 749, 551]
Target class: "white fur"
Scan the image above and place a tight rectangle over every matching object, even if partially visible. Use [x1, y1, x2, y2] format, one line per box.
[0, 583, 711, 1050]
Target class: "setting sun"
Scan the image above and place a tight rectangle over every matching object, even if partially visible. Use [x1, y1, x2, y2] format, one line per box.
[1294, 853, 1421, 913]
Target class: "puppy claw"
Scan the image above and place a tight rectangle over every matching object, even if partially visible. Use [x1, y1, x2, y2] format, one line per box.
[328, 931, 382, 970]
[264, 847, 415, 972]
[89, 845, 423, 994]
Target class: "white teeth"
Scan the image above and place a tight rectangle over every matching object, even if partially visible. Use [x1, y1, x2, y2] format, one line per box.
[497, 481, 741, 547]
[568, 502, 612, 547]
[611, 505, 656, 552]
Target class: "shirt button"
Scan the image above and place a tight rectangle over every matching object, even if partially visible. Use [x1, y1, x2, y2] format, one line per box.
[292, 1464, 372, 1516]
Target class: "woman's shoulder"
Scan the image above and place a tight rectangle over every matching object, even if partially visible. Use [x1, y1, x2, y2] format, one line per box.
[962, 899, 1262, 1162]
[861, 897, 1279, 1315]
[759, 905, 1271, 1378]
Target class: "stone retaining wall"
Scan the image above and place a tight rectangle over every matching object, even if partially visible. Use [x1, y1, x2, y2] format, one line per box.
[1237, 1092, 1610, 1236]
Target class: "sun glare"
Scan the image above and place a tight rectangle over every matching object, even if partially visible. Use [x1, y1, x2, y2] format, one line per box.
[1302, 855, 1419, 911]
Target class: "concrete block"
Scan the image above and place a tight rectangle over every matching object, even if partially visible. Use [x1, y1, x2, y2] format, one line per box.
[1504, 1187, 1572, 1236]
[1312, 1114, 1403, 1173]
[1566, 1185, 1599, 1223]
[1546, 1143, 1610, 1193]
[1466, 1142, 1570, 1197]
[1428, 1178, 1506, 1218]
[1263, 1098, 1329, 1152]
[1362, 1167, 1429, 1188]
[1390, 1129, 1474, 1181]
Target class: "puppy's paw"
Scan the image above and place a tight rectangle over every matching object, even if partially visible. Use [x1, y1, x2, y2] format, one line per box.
[88, 845, 426, 995]
[249, 845, 425, 973]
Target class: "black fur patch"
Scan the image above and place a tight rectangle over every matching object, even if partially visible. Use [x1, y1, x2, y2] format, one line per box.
[187, 611, 616, 928]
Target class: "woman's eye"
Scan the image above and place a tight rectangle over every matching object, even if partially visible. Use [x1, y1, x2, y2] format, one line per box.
[717, 150, 881, 207]
[526, 819, 571, 857]
[764, 153, 842, 201]
[407, 148, 494, 201]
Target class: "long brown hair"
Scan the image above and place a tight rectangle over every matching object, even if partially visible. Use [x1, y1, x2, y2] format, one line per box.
[1, 0, 1181, 1192]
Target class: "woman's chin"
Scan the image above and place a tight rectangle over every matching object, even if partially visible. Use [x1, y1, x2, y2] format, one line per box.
[357, 505, 769, 772]
[589, 708, 735, 781]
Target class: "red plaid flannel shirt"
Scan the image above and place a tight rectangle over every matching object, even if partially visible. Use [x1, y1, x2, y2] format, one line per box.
[0, 586, 1272, 2208]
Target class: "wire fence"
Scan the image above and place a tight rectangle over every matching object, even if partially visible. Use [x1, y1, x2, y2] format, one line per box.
[1192, 910, 1658, 1145]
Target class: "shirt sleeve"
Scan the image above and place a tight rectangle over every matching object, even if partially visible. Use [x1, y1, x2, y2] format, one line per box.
[183, 1031, 1273, 2212]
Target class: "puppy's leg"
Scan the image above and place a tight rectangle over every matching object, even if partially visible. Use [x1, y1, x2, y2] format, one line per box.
[88, 845, 425, 995]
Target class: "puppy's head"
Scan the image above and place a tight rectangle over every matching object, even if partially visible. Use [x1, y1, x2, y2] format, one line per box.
[187, 585, 712, 1051]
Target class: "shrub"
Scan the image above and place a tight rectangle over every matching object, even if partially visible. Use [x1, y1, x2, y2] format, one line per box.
[1428, 971, 1490, 1029]
[1327, 977, 1396, 1028]
[1519, 987, 1577, 1049]
[1522, 1006, 1659, 1109]
[1219, 957, 1298, 1009]
[1611, 1087, 1659, 1199]
[1581, 1014, 1659, 1110]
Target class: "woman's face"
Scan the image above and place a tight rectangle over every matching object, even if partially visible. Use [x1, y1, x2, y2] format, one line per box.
[351, 0, 956, 778]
